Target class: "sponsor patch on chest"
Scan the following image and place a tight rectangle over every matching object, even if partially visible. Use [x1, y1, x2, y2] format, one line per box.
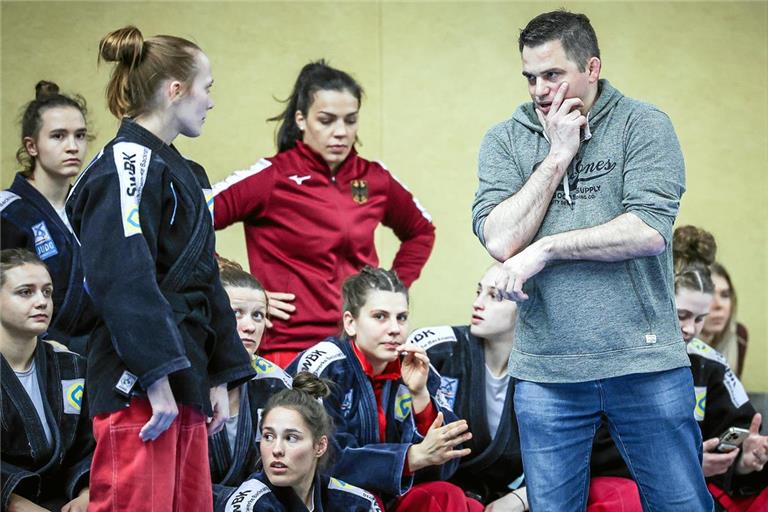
[32, 221, 58, 260]
[61, 378, 84, 414]
[114, 142, 152, 237]
[394, 384, 413, 422]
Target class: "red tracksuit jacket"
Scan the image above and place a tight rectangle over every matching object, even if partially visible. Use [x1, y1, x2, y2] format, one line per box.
[213, 141, 435, 353]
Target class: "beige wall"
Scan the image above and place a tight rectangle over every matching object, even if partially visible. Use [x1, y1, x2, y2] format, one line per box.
[2, 1, 766, 390]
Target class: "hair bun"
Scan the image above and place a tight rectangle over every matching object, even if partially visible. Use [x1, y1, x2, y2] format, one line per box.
[291, 372, 331, 400]
[99, 26, 144, 67]
[216, 255, 244, 273]
[673, 225, 717, 270]
[35, 81, 60, 101]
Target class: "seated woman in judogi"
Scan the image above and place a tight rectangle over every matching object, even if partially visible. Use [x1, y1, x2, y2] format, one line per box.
[211, 258, 293, 509]
[1, 249, 93, 511]
[221, 372, 383, 512]
[408, 263, 528, 511]
[287, 267, 482, 511]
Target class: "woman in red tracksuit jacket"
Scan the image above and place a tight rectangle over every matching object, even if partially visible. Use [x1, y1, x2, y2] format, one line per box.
[212, 60, 436, 367]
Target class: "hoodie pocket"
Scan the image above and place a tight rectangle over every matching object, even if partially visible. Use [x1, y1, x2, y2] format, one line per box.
[515, 260, 658, 357]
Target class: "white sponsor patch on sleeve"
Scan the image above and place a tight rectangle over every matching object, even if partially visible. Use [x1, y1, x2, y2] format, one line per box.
[0, 191, 21, 212]
[407, 326, 457, 350]
[211, 159, 272, 197]
[329, 478, 382, 511]
[225, 478, 271, 512]
[722, 368, 749, 408]
[252, 356, 293, 388]
[113, 142, 151, 237]
[296, 341, 346, 375]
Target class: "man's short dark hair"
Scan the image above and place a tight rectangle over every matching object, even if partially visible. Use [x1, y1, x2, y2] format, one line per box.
[518, 10, 600, 71]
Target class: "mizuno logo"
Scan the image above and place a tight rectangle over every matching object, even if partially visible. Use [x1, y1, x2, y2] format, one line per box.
[288, 174, 311, 185]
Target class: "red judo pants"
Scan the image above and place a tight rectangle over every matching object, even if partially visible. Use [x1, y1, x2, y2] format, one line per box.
[88, 397, 212, 512]
[392, 481, 484, 511]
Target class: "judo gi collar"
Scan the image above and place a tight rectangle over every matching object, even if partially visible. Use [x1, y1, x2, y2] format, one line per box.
[350, 339, 401, 380]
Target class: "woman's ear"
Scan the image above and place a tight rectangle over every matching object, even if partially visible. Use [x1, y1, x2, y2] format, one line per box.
[315, 436, 328, 458]
[294, 110, 306, 132]
[167, 80, 184, 103]
[24, 137, 38, 157]
[342, 311, 356, 337]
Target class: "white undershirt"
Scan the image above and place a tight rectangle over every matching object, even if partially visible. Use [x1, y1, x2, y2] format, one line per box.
[56, 206, 73, 233]
[485, 364, 510, 439]
[15, 360, 53, 446]
[224, 415, 239, 452]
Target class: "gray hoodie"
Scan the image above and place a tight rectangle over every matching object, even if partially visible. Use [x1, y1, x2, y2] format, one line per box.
[472, 80, 690, 382]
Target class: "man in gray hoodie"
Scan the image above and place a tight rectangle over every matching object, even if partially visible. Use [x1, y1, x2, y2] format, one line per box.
[472, 10, 714, 511]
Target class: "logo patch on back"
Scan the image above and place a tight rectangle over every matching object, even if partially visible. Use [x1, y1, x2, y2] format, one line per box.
[225, 478, 271, 512]
[32, 221, 58, 260]
[407, 326, 457, 350]
[296, 341, 345, 375]
[62, 379, 84, 414]
[114, 142, 151, 237]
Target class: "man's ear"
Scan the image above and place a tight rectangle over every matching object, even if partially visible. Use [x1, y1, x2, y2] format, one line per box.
[587, 57, 601, 83]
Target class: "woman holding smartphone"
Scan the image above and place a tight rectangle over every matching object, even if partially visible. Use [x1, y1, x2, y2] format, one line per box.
[590, 226, 767, 511]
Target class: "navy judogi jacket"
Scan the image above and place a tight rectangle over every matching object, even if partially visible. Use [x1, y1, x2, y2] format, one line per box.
[66, 119, 254, 417]
[220, 472, 381, 512]
[286, 337, 460, 502]
[1, 340, 94, 510]
[1, 173, 95, 344]
[211, 356, 292, 509]
[408, 325, 524, 504]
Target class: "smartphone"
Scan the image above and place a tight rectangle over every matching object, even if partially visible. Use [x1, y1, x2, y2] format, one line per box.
[716, 427, 750, 452]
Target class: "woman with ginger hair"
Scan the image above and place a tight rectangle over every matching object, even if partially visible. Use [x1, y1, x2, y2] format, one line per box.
[66, 26, 254, 511]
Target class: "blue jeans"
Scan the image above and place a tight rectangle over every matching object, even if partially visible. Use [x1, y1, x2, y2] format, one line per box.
[514, 368, 714, 511]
